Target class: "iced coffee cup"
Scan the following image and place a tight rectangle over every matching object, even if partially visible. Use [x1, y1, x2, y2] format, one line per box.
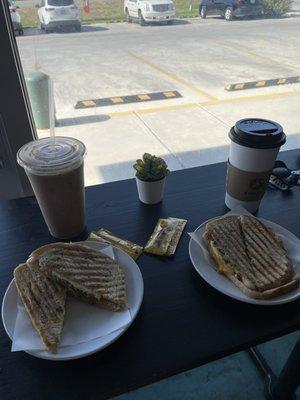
[225, 118, 286, 213]
[17, 137, 86, 239]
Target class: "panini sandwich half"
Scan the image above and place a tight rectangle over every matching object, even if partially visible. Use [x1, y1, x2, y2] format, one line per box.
[38, 243, 127, 311]
[14, 260, 66, 353]
[203, 215, 298, 299]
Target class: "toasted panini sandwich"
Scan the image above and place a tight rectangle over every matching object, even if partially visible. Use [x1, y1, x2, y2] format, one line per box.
[28, 242, 92, 263]
[38, 243, 127, 311]
[14, 261, 66, 353]
[203, 215, 298, 299]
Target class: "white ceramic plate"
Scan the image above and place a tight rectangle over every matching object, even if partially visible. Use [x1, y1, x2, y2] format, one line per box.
[1, 241, 144, 360]
[189, 217, 300, 306]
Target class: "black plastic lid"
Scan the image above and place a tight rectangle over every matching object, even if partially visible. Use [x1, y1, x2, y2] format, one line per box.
[229, 118, 286, 149]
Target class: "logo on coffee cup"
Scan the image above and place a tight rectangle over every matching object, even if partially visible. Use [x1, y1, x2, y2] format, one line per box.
[249, 178, 265, 191]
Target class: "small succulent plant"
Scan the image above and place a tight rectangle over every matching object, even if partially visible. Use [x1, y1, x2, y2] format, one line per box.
[134, 153, 170, 182]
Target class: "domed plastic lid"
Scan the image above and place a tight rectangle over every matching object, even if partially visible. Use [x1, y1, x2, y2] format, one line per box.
[17, 137, 86, 175]
[229, 118, 286, 149]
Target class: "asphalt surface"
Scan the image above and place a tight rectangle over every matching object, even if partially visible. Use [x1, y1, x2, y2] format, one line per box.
[17, 6, 300, 114]
[16, 8, 300, 185]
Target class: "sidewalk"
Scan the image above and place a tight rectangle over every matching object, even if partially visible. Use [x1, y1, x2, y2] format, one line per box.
[38, 92, 300, 187]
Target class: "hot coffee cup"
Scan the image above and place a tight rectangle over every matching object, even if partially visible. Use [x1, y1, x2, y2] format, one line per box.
[225, 118, 286, 212]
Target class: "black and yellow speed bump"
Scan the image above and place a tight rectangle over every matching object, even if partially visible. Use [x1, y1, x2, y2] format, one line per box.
[226, 76, 300, 92]
[75, 91, 182, 109]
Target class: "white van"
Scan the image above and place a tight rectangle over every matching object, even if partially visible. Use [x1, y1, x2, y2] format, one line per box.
[37, 0, 81, 33]
[124, 0, 175, 25]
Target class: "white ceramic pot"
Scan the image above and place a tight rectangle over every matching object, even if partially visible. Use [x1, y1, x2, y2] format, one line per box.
[136, 176, 166, 205]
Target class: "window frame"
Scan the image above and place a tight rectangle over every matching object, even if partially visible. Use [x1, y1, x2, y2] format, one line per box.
[0, 0, 36, 199]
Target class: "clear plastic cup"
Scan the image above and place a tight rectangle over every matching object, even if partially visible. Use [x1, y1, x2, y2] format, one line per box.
[17, 137, 86, 239]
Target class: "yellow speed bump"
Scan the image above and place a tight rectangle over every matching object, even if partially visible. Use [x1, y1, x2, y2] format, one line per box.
[277, 78, 287, 84]
[82, 100, 95, 107]
[226, 76, 300, 91]
[255, 81, 266, 87]
[138, 94, 151, 101]
[111, 97, 124, 104]
[164, 91, 176, 98]
[75, 91, 182, 109]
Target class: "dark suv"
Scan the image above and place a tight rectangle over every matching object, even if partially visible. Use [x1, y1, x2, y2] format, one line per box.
[199, 0, 262, 21]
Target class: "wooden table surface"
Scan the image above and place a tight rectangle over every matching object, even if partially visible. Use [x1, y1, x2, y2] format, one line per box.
[1, 149, 300, 400]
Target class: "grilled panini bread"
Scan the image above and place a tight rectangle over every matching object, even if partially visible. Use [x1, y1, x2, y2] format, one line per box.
[38, 243, 127, 311]
[14, 261, 66, 353]
[28, 242, 93, 264]
[203, 215, 298, 299]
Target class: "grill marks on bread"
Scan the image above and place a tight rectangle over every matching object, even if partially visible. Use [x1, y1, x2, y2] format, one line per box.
[203, 215, 298, 299]
[39, 245, 126, 311]
[204, 216, 257, 290]
[14, 262, 66, 353]
[13, 243, 127, 354]
[240, 216, 294, 289]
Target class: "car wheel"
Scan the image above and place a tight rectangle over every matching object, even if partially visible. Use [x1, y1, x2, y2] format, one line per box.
[200, 5, 207, 19]
[224, 6, 233, 21]
[138, 10, 146, 26]
[18, 28, 24, 36]
[40, 22, 44, 30]
[125, 9, 132, 23]
[45, 27, 50, 34]
[167, 19, 173, 25]
[75, 23, 81, 32]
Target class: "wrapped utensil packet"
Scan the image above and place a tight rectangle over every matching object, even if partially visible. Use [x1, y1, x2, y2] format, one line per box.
[88, 229, 143, 260]
[144, 217, 187, 256]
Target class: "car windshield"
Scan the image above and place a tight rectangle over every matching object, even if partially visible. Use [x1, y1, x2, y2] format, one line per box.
[47, 0, 74, 6]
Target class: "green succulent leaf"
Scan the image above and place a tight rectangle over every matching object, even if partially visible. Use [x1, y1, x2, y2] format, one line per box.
[143, 153, 152, 162]
[134, 152, 170, 181]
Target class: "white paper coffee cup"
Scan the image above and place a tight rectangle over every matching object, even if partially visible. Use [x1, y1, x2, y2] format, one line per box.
[225, 119, 286, 213]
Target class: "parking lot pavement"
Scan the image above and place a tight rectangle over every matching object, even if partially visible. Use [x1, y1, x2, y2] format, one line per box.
[18, 15, 300, 186]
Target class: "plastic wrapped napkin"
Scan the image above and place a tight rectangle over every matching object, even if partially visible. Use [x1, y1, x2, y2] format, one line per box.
[12, 245, 131, 352]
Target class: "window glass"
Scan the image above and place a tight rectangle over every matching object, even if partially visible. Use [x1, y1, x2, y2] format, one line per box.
[13, 0, 300, 188]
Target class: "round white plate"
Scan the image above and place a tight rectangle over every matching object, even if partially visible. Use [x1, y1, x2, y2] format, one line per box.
[189, 216, 300, 306]
[1, 241, 144, 360]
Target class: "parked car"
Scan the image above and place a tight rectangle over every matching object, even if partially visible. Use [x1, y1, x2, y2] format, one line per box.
[8, 0, 23, 35]
[37, 0, 81, 32]
[124, 0, 175, 26]
[199, 0, 262, 21]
